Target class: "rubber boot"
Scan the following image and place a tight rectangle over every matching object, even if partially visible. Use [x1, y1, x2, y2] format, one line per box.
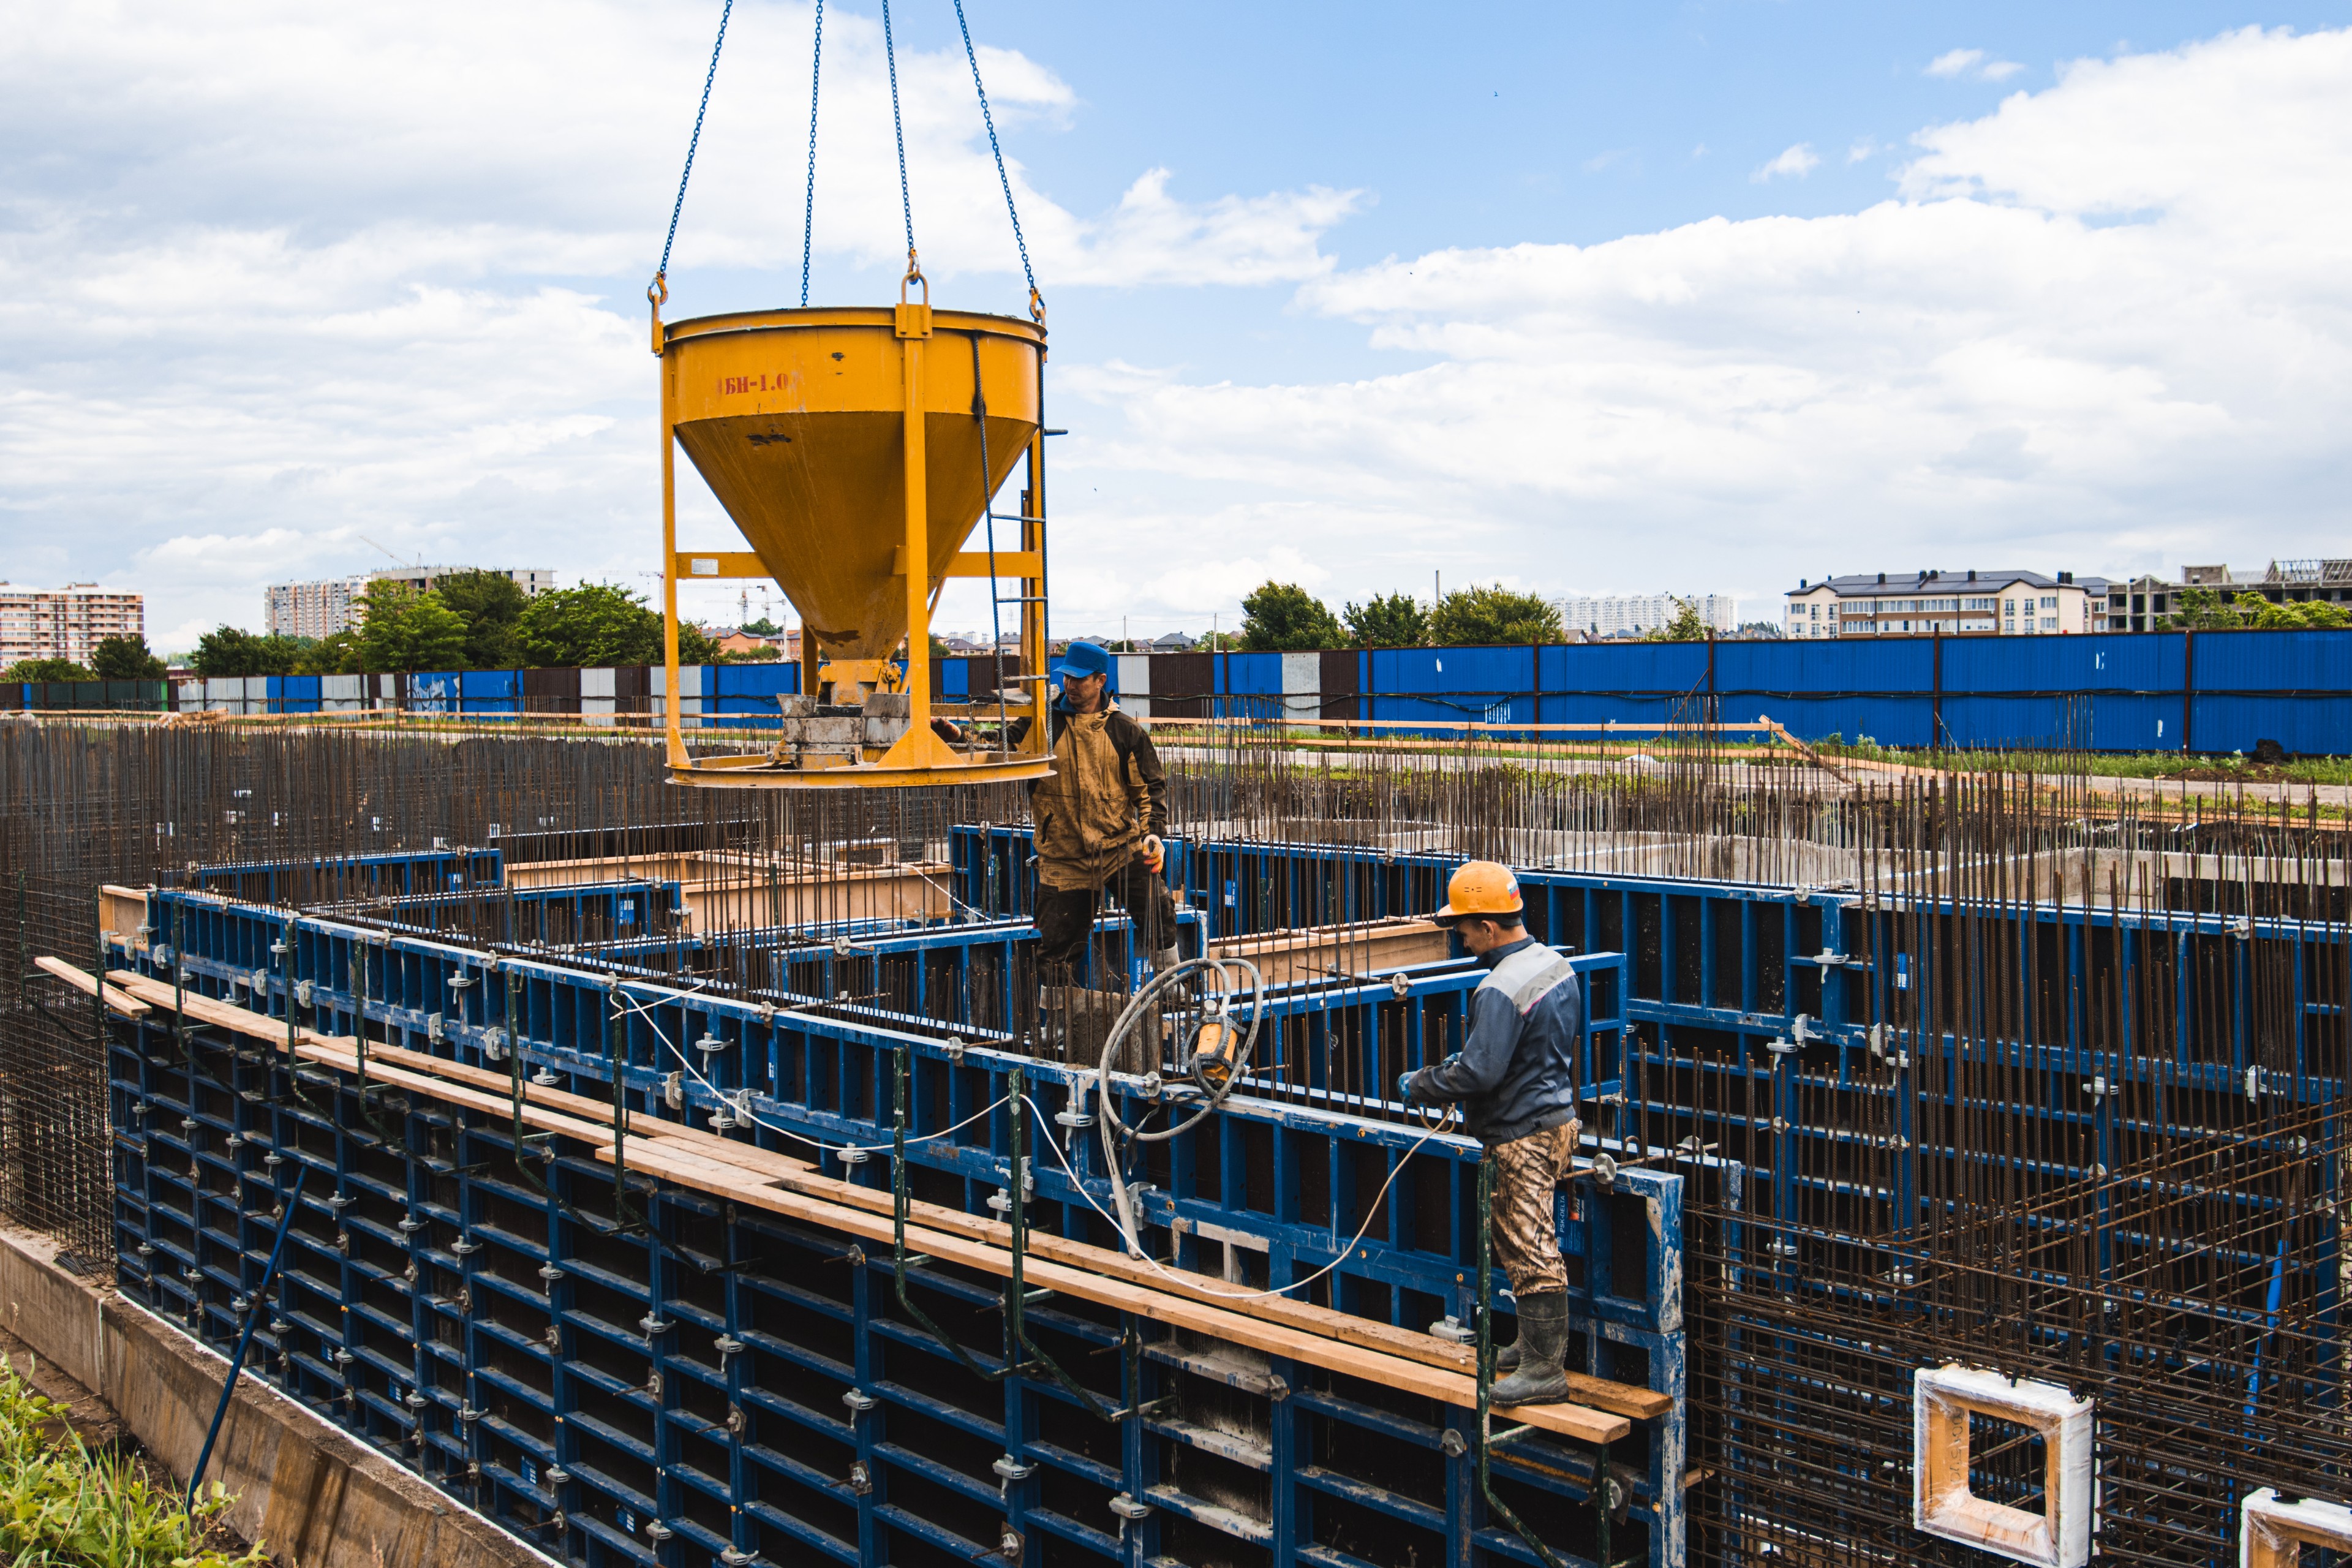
[1490, 1292, 1570, 1406]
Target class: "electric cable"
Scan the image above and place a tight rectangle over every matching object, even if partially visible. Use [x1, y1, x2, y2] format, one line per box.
[1024, 1092, 1459, 1303]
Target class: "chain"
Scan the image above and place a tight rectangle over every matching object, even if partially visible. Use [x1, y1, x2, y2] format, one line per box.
[881, 0, 916, 262]
[651, 0, 738, 298]
[952, 0, 1043, 325]
[799, 0, 825, 307]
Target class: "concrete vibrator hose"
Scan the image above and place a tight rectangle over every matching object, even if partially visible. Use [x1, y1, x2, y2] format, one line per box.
[1093, 955, 1265, 1257]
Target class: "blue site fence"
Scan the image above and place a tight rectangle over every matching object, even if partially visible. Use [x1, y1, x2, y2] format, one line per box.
[22, 625, 2348, 753]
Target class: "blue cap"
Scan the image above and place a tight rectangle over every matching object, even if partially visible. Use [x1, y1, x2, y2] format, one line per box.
[1050, 640, 1111, 682]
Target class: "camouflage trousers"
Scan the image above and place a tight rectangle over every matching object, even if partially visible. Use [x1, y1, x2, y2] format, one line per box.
[1487, 1121, 1579, 1298]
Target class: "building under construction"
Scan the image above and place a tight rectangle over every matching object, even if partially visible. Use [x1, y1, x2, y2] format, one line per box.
[1, 714, 2348, 1568]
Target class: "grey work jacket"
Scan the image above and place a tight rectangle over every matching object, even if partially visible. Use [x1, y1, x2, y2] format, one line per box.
[1401, 936, 1583, 1144]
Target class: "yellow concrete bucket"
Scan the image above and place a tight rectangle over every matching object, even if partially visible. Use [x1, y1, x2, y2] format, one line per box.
[654, 290, 1055, 788]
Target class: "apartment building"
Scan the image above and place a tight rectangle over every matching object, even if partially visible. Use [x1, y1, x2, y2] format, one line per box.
[1783, 570, 2106, 639]
[265, 574, 372, 640]
[1556, 592, 1740, 638]
[0, 583, 145, 666]
[266, 566, 556, 639]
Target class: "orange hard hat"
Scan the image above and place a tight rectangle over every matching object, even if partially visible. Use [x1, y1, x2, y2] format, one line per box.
[1431, 860, 1523, 924]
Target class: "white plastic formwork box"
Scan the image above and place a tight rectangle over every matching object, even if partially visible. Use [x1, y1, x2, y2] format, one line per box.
[652, 665, 705, 729]
[1913, 1364, 2093, 1568]
[320, 674, 363, 713]
[1280, 651, 1320, 724]
[2242, 1489, 2352, 1567]
[581, 667, 617, 727]
[1114, 655, 1152, 721]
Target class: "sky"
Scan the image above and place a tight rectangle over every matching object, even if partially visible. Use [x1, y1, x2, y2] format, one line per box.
[5, 2, 2352, 653]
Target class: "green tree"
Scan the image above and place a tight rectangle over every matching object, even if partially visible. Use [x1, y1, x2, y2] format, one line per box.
[1342, 592, 1430, 648]
[296, 628, 365, 675]
[1238, 581, 1343, 651]
[2162, 587, 2250, 630]
[516, 581, 719, 668]
[91, 635, 168, 679]
[740, 614, 782, 636]
[2253, 595, 2351, 630]
[355, 581, 469, 672]
[2, 658, 93, 682]
[432, 569, 529, 669]
[191, 625, 304, 677]
[1642, 597, 1712, 642]
[1429, 584, 1566, 646]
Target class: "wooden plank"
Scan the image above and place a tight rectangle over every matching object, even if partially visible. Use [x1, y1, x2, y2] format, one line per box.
[583, 1136, 1629, 1445]
[113, 971, 1644, 1439]
[332, 1001, 1665, 1421]
[37, 956, 150, 1017]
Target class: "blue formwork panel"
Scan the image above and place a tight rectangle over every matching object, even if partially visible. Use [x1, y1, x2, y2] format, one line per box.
[318, 878, 685, 946]
[175, 848, 503, 907]
[279, 674, 322, 715]
[115, 884, 1683, 1568]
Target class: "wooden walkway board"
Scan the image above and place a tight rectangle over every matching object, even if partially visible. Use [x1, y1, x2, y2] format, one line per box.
[109, 970, 1642, 1444]
[36, 956, 151, 1017]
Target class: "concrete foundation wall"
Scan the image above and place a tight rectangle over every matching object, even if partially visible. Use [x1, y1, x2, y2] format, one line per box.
[0, 1226, 545, 1568]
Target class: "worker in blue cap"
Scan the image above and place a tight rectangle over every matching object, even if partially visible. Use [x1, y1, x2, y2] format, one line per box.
[933, 639, 1178, 988]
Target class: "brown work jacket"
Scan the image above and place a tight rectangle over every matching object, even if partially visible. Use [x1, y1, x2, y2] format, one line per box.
[1011, 701, 1168, 891]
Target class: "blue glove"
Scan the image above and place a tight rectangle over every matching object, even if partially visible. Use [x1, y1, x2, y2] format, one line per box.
[1396, 1071, 1415, 1102]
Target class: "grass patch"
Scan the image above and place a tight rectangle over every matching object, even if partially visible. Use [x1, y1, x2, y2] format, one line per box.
[0, 1364, 263, 1567]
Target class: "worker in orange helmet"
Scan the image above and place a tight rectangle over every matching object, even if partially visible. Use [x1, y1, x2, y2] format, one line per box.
[1395, 859, 1583, 1406]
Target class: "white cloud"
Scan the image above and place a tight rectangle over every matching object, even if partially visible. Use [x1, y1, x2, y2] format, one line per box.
[1928, 47, 2025, 82]
[0, 0, 1359, 644]
[1753, 143, 1820, 182]
[10, 12, 2352, 645]
[1847, 137, 1877, 164]
[1050, 26, 2352, 620]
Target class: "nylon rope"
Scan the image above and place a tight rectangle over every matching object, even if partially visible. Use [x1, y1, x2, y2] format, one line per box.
[799, 0, 825, 306]
[652, 0, 739, 292]
[881, 0, 916, 259]
[952, 0, 1043, 322]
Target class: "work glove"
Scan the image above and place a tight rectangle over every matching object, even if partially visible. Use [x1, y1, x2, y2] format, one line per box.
[930, 717, 963, 745]
[1140, 834, 1165, 874]
[1396, 1071, 1415, 1102]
